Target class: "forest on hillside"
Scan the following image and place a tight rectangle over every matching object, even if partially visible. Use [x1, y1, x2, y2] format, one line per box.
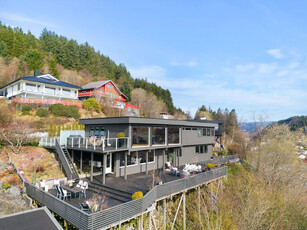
[0, 22, 175, 112]
[278, 115, 307, 131]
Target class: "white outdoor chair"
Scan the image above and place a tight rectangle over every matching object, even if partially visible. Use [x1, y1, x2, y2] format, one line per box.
[62, 189, 71, 200]
[76, 180, 84, 188]
[53, 179, 60, 189]
[40, 181, 46, 190]
[55, 185, 62, 199]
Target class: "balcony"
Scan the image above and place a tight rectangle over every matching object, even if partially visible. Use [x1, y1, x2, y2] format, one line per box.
[67, 137, 129, 151]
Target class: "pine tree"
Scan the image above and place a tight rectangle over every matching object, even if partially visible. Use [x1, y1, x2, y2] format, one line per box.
[49, 55, 59, 78]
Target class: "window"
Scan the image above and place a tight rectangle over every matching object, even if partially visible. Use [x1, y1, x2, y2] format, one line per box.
[95, 127, 99, 136]
[195, 145, 208, 154]
[26, 83, 36, 91]
[198, 128, 203, 137]
[120, 152, 137, 167]
[37, 85, 40, 92]
[17, 83, 20, 91]
[63, 89, 70, 96]
[139, 151, 154, 164]
[107, 84, 112, 89]
[168, 127, 179, 144]
[132, 126, 149, 147]
[210, 128, 215, 136]
[90, 128, 94, 137]
[45, 87, 55, 95]
[100, 127, 105, 136]
[152, 127, 165, 145]
[81, 90, 87, 94]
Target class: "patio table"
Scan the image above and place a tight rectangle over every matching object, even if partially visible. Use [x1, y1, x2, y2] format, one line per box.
[61, 185, 83, 198]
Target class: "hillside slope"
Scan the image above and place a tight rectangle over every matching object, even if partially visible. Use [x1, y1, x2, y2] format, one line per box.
[0, 22, 177, 113]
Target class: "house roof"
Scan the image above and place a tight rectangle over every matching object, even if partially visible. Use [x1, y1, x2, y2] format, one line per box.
[0, 207, 63, 230]
[0, 74, 81, 90]
[79, 116, 219, 128]
[81, 80, 128, 99]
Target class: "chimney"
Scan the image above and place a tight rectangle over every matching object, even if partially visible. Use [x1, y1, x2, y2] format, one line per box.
[34, 70, 40, 77]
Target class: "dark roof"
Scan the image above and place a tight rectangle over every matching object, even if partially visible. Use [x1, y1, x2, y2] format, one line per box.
[81, 80, 128, 99]
[81, 80, 110, 90]
[79, 116, 219, 128]
[0, 207, 63, 230]
[0, 75, 81, 90]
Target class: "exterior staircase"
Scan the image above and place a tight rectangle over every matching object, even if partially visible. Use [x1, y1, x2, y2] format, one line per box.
[55, 138, 79, 180]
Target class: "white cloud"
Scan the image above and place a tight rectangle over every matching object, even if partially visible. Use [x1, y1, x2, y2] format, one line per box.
[287, 61, 300, 69]
[235, 63, 255, 72]
[128, 65, 166, 81]
[267, 49, 284, 59]
[276, 70, 288, 77]
[0, 12, 55, 27]
[258, 63, 277, 73]
[170, 60, 197, 67]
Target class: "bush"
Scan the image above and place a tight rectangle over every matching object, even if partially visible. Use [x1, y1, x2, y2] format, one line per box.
[206, 163, 215, 169]
[22, 106, 32, 115]
[36, 108, 49, 117]
[117, 132, 126, 138]
[82, 98, 101, 112]
[23, 140, 39, 146]
[7, 175, 20, 185]
[33, 120, 45, 129]
[49, 103, 80, 119]
[132, 191, 143, 200]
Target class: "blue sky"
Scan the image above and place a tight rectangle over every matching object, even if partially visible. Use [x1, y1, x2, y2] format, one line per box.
[1, 0, 307, 121]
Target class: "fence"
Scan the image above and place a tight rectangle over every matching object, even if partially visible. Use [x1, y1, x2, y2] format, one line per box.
[25, 166, 227, 230]
[11, 97, 82, 107]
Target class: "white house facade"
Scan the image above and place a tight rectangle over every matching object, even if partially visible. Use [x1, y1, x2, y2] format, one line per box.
[0, 74, 81, 100]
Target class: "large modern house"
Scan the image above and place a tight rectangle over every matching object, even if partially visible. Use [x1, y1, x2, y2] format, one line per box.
[0, 71, 81, 106]
[45, 117, 220, 185]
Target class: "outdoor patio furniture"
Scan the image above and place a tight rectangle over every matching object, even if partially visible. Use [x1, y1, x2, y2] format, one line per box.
[80, 203, 90, 213]
[62, 188, 71, 200]
[53, 179, 60, 189]
[55, 185, 62, 199]
[61, 185, 83, 199]
[39, 181, 46, 191]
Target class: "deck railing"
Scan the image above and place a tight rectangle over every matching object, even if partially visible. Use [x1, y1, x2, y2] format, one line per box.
[66, 137, 129, 151]
[25, 166, 227, 230]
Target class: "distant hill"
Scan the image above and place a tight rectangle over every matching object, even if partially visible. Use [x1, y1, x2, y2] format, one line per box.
[240, 121, 275, 133]
[278, 116, 307, 131]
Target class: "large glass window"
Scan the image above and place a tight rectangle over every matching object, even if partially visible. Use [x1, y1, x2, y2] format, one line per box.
[196, 145, 208, 154]
[198, 128, 203, 137]
[90, 128, 94, 136]
[95, 127, 99, 136]
[168, 127, 179, 144]
[45, 87, 55, 95]
[120, 152, 137, 167]
[152, 127, 165, 145]
[139, 151, 154, 164]
[26, 83, 36, 91]
[210, 128, 215, 136]
[63, 89, 70, 97]
[132, 126, 149, 147]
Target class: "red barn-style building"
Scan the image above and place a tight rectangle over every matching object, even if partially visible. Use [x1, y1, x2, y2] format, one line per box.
[78, 80, 139, 112]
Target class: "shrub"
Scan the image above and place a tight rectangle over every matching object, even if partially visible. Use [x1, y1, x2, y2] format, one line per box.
[82, 98, 101, 112]
[206, 163, 215, 169]
[23, 140, 39, 146]
[49, 103, 80, 119]
[22, 106, 32, 115]
[117, 132, 126, 138]
[33, 120, 45, 129]
[7, 175, 20, 185]
[36, 108, 49, 117]
[132, 191, 143, 200]
[49, 103, 66, 116]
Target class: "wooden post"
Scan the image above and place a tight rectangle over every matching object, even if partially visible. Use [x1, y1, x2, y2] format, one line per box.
[90, 152, 94, 182]
[103, 153, 107, 185]
[140, 213, 143, 230]
[124, 152, 127, 180]
[163, 149, 165, 171]
[183, 191, 186, 230]
[146, 151, 148, 175]
[149, 211, 152, 230]
[163, 199, 166, 230]
[198, 186, 201, 226]
[80, 151, 83, 174]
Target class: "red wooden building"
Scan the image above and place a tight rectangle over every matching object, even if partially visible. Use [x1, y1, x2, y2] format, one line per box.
[78, 80, 139, 111]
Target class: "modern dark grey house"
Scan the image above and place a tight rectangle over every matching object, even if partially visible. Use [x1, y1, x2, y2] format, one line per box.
[51, 117, 221, 184]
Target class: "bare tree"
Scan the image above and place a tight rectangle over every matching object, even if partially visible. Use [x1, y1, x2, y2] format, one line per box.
[0, 120, 34, 154]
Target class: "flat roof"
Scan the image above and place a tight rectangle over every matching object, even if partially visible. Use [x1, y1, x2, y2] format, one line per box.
[0, 207, 63, 230]
[79, 117, 218, 128]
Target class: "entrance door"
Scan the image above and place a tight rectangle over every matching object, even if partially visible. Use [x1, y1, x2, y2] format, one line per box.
[105, 153, 112, 174]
